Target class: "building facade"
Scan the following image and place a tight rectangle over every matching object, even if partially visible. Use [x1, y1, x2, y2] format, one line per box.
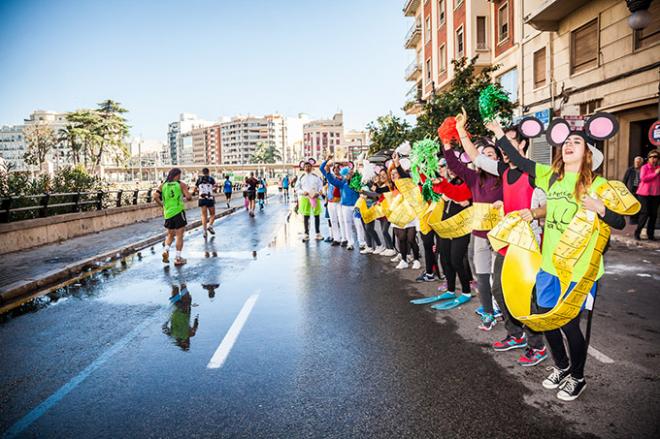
[219, 114, 286, 165]
[344, 130, 371, 160]
[166, 113, 213, 165]
[0, 125, 26, 172]
[302, 112, 344, 160]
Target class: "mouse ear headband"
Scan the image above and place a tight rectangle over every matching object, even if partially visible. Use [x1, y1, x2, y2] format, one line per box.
[299, 158, 317, 170]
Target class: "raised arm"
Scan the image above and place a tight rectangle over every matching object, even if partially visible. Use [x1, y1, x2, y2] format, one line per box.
[487, 120, 537, 178]
[455, 108, 480, 162]
[442, 143, 476, 186]
[432, 178, 472, 202]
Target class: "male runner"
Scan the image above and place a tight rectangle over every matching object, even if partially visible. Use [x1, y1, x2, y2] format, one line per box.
[155, 168, 192, 266]
[282, 174, 290, 202]
[245, 172, 259, 217]
[223, 175, 233, 208]
[195, 168, 217, 239]
[257, 176, 267, 211]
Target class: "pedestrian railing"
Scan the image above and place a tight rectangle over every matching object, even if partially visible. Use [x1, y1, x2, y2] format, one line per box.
[0, 189, 156, 223]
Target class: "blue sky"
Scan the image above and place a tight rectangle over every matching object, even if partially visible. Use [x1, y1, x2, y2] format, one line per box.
[0, 0, 411, 143]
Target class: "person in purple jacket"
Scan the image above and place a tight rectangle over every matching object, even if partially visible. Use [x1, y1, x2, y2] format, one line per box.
[441, 139, 503, 330]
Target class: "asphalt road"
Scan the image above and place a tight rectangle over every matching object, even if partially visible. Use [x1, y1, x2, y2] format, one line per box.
[1, 196, 658, 438]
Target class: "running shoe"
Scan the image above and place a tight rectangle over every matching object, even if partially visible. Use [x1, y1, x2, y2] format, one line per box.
[360, 247, 374, 254]
[493, 308, 503, 319]
[359, 243, 367, 250]
[415, 272, 437, 282]
[340, 241, 348, 247]
[542, 366, 571, 390]
[227, 202, 230, 208]
[411, 260, 421, 270]
[331, 240, 341, 246]
[174, 257, 187, 266]
[346, 244, 354, 250]
[395, 260, 409, 269]
[302, 234, 310, 242]
[411, 291, 456, 304]
[556, 376, 586, 401]
[203, 230, 208, 239]
[162, 250, 169, 264]
[517, 347, 548, 367]
[391, 254, 402, 263]
[381, 248, 397, 257]
[478, 313, 497, 331]
[207, 225, 215, 235]
[475, 306, 485, 317]
[431, 293, 471, 310]
[315, 233, 323, 241]
[324, 236, 333, 243]
[373, 246, 385, 255]
[492, 334, 527, 352]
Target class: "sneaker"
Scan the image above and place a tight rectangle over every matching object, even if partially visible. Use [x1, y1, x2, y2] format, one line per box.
[340, 241, 348, 247]
[227, 202, 230, 208]
[415, 272, 437, 282]
[493, 308, 503, 319]
[556, 376, 586, 401]
[346, 244, 354, 250]
[372, 246, 385, 255]
[360, 247, 374, 254]
[174, 257, 187, 266]
[162, 250, 170, 264]
[478, 313, 497, 331]
[302, 234, 310, 242]
[203, 230, 208, 239]
[474, 306, 485, 317]
[359, 243, 367, 250]
[542, 366, 571, 390]
[207, 225, 215, 235]
[395, 260, 409, 269]
[411, 260, 421, 270]
[331, 240, 341, 247]
[381, 248, 397, 257]
[517, 347, 548, 367]
[492, 334, 527, 352]
[391, 254, 402, 263]
[324, 236, 333, 243]
[315, 233, 323, 241]
[406, 255, 414, 263]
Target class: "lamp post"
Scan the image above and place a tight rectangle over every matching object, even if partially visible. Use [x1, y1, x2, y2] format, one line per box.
[625, 0, 653, 30]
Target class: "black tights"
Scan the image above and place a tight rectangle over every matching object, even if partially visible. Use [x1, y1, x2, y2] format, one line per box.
[539, 306, 587, 380]
[394, 227, 420, 260]
[304, 215, 320, 234]
[420, 231, 440, 276]
[438, 235, 471, 293]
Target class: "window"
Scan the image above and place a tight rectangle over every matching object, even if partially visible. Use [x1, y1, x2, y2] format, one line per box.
[440, 44, 447, 72]
[497, 68, 518, 102]
[425, 17, 431, 43]
[456, 26, 464, 58]
[571, 19, 598, 73]
[579, 99, 602, 115]
[634, 1, 660, 49]
[498, 2, 509, 43]
[455, 0, 464, 7]
[438, 0, 445, 25]
[533, 48, 546, 88]
[477, 16, 487, 50]
[426, 59, 431, 80]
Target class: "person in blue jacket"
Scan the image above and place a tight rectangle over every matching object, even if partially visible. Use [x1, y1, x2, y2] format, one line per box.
[321, 154, 359, 250]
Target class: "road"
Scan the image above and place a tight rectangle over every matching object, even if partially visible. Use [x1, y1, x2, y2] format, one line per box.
[1, 197, 658, 438]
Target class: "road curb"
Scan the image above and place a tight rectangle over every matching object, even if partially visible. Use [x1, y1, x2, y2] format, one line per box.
[0, 206, 242, 308]
[610, 234, 660, 250]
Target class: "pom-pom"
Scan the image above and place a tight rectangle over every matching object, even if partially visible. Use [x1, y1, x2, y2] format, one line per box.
[421, 179, 441, 202]
[479, 84, 510, 122]
[437, 117, 459, 145]
[410, 139, 440, 184]
[340, 167, 350, 177]
[349, 171, 363, 192]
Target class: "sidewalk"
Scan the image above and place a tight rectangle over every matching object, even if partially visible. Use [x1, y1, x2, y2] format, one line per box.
[0, 196, 249, 309]
[610, 222, 659, 250]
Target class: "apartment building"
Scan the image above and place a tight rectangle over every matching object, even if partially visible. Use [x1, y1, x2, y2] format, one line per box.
[344, 130, 371, 160]
[522, 0, 660, 178]
[219, 114, 286, 165]
[302, 112, 344, 160]
[167, 113, 213, 165]
[192, 125, 222, 165]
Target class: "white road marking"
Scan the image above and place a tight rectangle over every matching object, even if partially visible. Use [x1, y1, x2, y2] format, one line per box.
[207, 293, 259, 369]
[588, 345, 615, 364]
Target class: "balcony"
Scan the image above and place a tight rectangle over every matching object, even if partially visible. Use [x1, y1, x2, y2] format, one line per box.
[404, 82, 424, 115]
[404, 18, 422, 49]
[403, 0, 421, 17]
[525, 0, 591, 31]
[405, 59, 422, 81]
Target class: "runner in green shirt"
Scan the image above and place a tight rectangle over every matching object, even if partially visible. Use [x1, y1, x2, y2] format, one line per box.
[155, 168, 192, 266]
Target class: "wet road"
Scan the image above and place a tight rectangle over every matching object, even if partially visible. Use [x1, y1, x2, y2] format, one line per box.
[1, 197, 658, 438]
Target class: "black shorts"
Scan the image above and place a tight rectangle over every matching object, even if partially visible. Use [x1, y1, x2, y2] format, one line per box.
[164, 211, 187, 230]
[257, 192, 265, 200]
[224, 191, 232, 199]
[198, 198, 215, 208]
[247, 190, 256, 201]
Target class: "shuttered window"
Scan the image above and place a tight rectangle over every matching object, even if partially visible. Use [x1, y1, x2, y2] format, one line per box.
[456, 27, 464, 58]
[498, 2, 509, 43]
[533, 48, 546, 88]
[634, 1, 660, 49]
[571, 19, 598, 73]
[477, 16, 487, 50]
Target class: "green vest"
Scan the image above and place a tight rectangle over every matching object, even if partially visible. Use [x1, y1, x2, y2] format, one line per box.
[162, 181, 185, 219]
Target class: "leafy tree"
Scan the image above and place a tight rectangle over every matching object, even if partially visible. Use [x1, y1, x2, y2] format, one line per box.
[366, 113, 412, 155]
[250, 142, 282, 164]
[23, 123, 57, 173]
[416, 56, 514, 142]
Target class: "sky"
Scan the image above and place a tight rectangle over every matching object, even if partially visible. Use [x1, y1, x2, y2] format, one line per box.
[0, 0, 412, 150]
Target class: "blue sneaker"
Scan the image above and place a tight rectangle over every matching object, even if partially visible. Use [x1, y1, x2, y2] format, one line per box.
[474, 306, 485, 317]
[492, 334, 527, 351]
[493, 307, 503, 319]
[517, 347, 548, 367]
[410, 292, 456, 305]
[431, 293, 471, 310]
[478, 313, 497, 331]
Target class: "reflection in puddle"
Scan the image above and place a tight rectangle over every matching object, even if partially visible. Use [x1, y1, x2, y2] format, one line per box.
[162, 284, 199, 351]
[202, 283, 220, 299]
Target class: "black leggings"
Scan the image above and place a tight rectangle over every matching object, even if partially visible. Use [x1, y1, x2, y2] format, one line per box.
[304, 215, 320, 234]
[394, 227, 420, 260]
[438, 234, 471, 293]
[540, 306, 587, 380]
[420, 231, 440, 276]
[363, 220, 382, 248]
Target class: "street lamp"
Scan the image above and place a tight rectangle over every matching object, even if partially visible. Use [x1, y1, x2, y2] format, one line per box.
[626, 0, 653, 30]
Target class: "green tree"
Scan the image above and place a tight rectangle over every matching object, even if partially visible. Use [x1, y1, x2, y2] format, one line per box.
[366, 113, 412, 155]
[250, 142, 282, 164]
[23, 123, 57, 173]
[415, 56, 514, 141]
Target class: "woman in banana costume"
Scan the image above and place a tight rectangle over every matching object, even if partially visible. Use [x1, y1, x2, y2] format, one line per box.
[485, 112, 634, 402]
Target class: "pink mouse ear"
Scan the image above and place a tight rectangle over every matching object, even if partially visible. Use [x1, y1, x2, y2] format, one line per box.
[584, 112, 619, 141]
[347, 161, 355, 170]
[298, 161, 306, 169]
[519, 117, 544, 138]
[546, 118, 571, 147]
[308, 158, 317, 166]
[384, 160, 392, 169]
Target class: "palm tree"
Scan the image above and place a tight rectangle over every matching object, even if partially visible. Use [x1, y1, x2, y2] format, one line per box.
[250, 142, 282, 164]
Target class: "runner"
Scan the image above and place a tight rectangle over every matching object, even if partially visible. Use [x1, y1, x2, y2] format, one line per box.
[245, 172, 259, 217]
[296, 159, 324, 241]
[195, 168, 217, 239]
[257, 176, 267, 210]
[282, 174, 290, 202]
[155, 167, 192, 266]
[223, 175, 233, 209]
